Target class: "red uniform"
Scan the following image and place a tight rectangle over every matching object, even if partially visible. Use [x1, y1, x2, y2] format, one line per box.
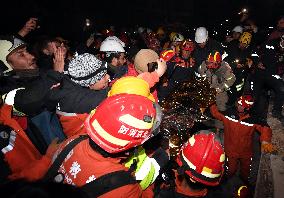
[39, 135, 154, 198]
[0, 104, 52, 181]
[210, 104, 272, 181]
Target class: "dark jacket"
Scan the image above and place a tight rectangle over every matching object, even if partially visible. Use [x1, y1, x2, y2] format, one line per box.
[193, 38, 224, 67]
[9, 70, 108, 116]
[256, 39, 284, 75]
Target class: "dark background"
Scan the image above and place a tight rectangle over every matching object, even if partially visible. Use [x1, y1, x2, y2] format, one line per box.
[0, 0, 283, 41]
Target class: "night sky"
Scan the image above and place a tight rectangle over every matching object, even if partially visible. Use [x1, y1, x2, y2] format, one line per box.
[1, 0, 283, 41]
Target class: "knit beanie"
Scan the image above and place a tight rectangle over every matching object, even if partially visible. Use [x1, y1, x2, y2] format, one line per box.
[68, 53, 107, 87]
[134, 49, 159, 73]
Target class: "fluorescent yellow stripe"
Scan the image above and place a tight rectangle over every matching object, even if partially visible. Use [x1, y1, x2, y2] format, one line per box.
[119, 114, 153, 130]
[201, 169, 221, 178]
[92, 119, 129, 146]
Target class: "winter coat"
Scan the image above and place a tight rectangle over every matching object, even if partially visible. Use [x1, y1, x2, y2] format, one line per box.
[256, 39, 284, 76]
[198, 61, 236, 111]
[9, 70, 108, 115]
[193, 38, 224, 67]
[198, 61, 236, 92]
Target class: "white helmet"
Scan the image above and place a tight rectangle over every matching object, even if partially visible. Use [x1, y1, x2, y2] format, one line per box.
[232, 26, 243, 33]
[100, 39, 125, 53]
[195, 27, 208, 44]
[104, 36, 125, 47]
[0, 36, 25, 73]
[172, 33, 184, 42]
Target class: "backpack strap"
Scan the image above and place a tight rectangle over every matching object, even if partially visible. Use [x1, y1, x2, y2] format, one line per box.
[81, 170, 136, 197]
[43, 135, 88, 182]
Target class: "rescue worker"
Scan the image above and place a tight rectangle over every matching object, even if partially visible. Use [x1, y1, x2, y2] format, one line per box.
[225, 26, 244, 44]
[40, 94, 168, 197]
[210, 95, 275, 184]
[0, 103, 58, 182]
[169, 33, 184, 56]
[225, 32, 255, 107]
[197, 51, 236, 112]
[156, 131, 225, 197]
[193, 27, 224, 67]
[99, 37, 127, 81]
[251, 34, 284, 124]
[171, 39, 196, 83]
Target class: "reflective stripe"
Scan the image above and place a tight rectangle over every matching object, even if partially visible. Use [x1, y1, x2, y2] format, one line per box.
[201, 167, 221, 178]
[92, 119, 129, 146]
[222, 51, 228, 60]
[135, 157, 160, 190]
[265, 45, 274, 50]
[2, 88, 25, 105]
[125, 147, 159, 190]
[272, 75, 281, 80]
[236, 79, 244, 91]
[1, 130, 16, 154]
[119, 114, 153, 130]
[225, 116, 254, 126]
[225, 116, 238, 123]
[250, 81, 254, 90]
[224, 83, 229, 89]
[56, 109, 77, 117]
[251, 53, 259, 57]
[240, 121, 254, 126]
[226, 76, 233, 80]
[182, 150, 196, 170]
[194, 71, 206, 78]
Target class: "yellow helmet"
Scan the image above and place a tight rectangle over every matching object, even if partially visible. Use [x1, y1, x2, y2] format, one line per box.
[239, 32, 252, 45]
[169, 32, 177, 41]
[108, 76, 155, 102]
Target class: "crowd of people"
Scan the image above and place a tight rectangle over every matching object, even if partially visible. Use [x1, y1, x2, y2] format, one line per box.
[0, 12, 283, 198]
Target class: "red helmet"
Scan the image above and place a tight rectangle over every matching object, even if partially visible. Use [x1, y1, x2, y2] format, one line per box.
[176, 131, 225, 186]
[160, 49, 176, 62]
[85, 94, 162, 153]
[181, 39, 195, 52]
[237, 95, 254, 109]
[206, 51, 222, 69]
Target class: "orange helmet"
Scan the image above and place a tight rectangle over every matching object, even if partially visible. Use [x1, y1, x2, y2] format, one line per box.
[181, 39, 195, 52]
[85, 94, 162, 153]
[237, 95, 254, 109]
[206, 51, 222, 69]
[176, 131, 225, 186]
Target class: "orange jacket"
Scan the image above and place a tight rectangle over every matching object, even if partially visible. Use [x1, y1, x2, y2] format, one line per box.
[38, 135, 154, 197]
[57, 111, 88, 138]
[0, 104, 52, 181]
[210, 104, 272, 157]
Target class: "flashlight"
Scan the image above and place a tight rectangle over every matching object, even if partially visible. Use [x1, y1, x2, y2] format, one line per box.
[85, 19, 91, 27]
